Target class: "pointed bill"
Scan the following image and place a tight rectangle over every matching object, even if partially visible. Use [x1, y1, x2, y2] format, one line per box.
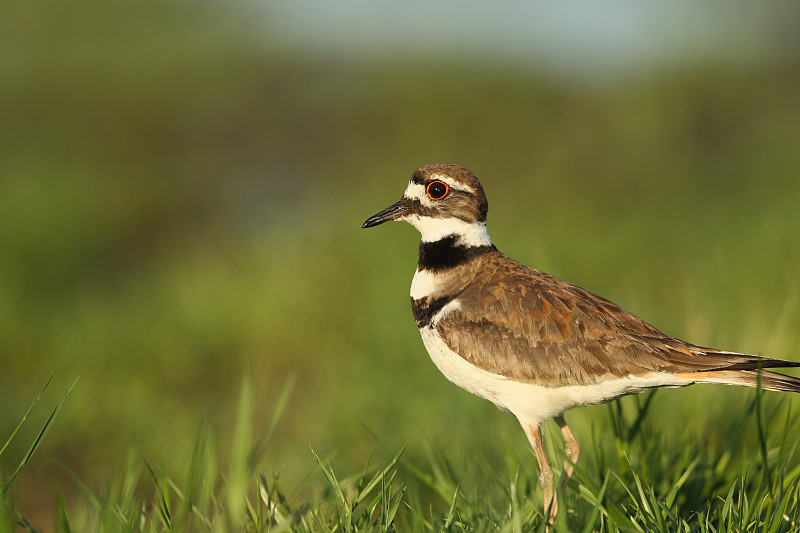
[362, 200, 407, 228]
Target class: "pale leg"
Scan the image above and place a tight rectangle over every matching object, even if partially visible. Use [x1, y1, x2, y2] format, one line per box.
[555, 415, 580, 494]
[524, 424, 557, 525]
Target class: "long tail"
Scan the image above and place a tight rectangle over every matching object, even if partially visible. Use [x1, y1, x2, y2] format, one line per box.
[675, 355, 800, 393]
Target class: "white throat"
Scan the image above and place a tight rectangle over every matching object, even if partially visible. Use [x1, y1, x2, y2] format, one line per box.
[404, 215, 492, 247]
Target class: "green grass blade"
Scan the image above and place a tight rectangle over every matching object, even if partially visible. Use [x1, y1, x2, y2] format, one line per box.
[0, 371, 57, 459]
[580, 474, 608, 533]
[251, 374, 296, 466]
[665, 455, 699, 508]
[56, 495, 74, 533]
[628, 390, 658, 443]
[755, 366, 773, 488]
[228, 368, 253, 527]
[353, 445, 405, 507]
[443, 484, 459, 530]
[2, 377, 78, 495]
[310, 446, 352, 531]
[1, 497, 40, 533]
[140, 455, 173, 530]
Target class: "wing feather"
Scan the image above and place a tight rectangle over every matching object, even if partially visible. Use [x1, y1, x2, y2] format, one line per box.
[436, 252, 798, 386]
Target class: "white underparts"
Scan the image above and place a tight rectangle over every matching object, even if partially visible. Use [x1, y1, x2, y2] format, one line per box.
[410, 269, 439, 299]
[418, 325, 691, 427]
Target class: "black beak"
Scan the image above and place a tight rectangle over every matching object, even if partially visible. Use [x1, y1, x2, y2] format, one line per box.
[362, 200, 406, 228]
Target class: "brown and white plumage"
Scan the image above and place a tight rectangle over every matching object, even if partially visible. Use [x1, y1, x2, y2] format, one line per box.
[362, 163, 800, 524]
[431, 250, 799, 389]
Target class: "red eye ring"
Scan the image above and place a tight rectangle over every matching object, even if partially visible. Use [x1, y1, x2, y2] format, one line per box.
[426, 180, 450, 200]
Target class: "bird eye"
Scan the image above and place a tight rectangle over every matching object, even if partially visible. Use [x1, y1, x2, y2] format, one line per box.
[426, 180, 450, 200]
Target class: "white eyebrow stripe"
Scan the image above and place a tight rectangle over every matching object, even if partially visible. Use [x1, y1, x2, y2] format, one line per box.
[429, 174, 475, 193]
[403, 176, 475, 208]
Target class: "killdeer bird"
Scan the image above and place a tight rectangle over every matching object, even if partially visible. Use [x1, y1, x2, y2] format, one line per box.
[362, 164, 800, 524]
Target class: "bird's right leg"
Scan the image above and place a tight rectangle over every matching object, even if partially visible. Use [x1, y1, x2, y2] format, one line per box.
[555, 414, 580, 482]
[524, 423, 557, 525]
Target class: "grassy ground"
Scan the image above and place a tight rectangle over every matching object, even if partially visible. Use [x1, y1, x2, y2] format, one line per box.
[3, 372, 800, 532]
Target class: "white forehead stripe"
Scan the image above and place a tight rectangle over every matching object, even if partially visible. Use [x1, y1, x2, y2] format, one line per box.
[403, 182, 435, 208]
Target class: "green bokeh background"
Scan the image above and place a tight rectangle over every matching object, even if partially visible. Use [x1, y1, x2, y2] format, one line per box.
[2, 1, 799, 526]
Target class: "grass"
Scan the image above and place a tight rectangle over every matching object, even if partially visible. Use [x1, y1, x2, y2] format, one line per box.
[3, 373, 800, 532]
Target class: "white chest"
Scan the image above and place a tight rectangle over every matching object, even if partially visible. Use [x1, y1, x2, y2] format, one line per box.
[410, 268, 440, 300]
[419, 326, 509, 407]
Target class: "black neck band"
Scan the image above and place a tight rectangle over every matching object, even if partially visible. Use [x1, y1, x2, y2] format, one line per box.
[417, 235, 496, 272]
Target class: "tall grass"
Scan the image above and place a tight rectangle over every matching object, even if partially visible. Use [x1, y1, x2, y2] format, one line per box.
[3, 372, 800, 531]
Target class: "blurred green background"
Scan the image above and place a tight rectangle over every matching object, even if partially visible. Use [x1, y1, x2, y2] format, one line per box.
[2, 1, 800, 527]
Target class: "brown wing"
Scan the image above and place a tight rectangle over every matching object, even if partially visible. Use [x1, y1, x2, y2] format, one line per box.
[436, 253, 795, 386]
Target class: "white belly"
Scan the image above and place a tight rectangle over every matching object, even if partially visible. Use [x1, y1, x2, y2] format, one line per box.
[418, 325, 688, 427]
